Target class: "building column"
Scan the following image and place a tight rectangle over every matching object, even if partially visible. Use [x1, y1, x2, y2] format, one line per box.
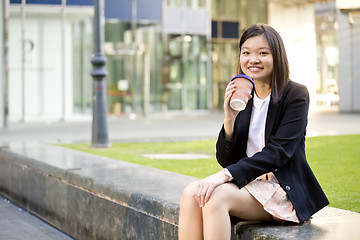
[337, 9, 360, 112]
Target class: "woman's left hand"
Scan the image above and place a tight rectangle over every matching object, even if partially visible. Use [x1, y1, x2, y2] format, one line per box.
[192, 170, 230, 207]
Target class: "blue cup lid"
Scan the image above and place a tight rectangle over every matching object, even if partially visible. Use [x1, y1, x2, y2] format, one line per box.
[231, 74, 255, 90]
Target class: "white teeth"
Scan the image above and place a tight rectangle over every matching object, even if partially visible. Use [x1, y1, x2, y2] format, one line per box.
[249, 67, 261, 71]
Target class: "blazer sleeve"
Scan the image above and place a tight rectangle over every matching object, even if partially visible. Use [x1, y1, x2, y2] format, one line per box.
[216, 126, 234, 167]
[217, 82, 310, 188]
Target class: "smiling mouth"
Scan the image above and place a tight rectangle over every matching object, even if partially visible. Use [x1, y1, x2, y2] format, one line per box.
[248, 66, 263, 71]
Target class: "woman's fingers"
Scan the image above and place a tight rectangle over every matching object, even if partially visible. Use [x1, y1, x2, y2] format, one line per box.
[198, 183, 211, 207]
[192, 183, 203, 206]
[192, 183, 218, 207]
[191, 170, 228, 207]
[201, 183, 215, 207]
[204, 185, 215, 204]
[192, 181, 210, 207]
[225, 82, 236, 99]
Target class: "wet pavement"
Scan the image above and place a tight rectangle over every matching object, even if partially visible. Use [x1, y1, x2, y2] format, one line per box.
[0, 196, 73, 240]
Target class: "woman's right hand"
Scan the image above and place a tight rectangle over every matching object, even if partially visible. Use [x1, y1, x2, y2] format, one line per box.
[192, 170, 229, 207]
[224, 81, 239, 119]
[223, 81, 239, 140]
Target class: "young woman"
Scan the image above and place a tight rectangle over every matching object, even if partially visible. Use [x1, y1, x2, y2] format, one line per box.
[178, 23, 329, 240]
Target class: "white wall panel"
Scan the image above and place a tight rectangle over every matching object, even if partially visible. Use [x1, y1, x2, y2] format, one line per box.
[268, 2, 317, 110]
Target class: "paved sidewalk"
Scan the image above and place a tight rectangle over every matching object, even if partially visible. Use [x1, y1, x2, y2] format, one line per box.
[0, 197, 73, 240]
[0, 109, 359, 144]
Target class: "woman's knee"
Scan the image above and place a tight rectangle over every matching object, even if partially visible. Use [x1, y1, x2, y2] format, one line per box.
[202, 184, 232, 213]
[181, 182, 196, 198]
[180, 182, 198, 207]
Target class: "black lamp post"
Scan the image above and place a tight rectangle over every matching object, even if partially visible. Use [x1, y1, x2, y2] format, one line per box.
[91, 0, 109, 148]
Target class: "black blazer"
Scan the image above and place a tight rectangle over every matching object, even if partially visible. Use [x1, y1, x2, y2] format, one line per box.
[216, 80, 329, 223]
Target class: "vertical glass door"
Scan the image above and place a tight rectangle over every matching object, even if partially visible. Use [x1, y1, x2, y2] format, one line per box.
[166, 35, 209, 110]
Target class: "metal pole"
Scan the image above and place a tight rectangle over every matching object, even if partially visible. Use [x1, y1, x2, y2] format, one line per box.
[61, 0, 66, 121]
[3, 0, 9, 128]
[91, 0, 109, 148]
[21, 0, 25, 122]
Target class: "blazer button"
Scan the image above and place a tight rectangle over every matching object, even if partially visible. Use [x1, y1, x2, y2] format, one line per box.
[274, 169, 278, 172]
[285, 186, 291, 191]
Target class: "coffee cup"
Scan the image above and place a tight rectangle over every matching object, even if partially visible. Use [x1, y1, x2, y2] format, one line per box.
[229, 74, 255, 111]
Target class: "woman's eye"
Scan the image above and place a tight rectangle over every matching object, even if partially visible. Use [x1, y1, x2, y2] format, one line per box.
[242, 51, 250, 55]
[260, 52, 269, 55]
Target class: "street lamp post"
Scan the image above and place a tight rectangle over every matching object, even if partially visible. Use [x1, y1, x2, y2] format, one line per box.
[91, 0, 109, 148]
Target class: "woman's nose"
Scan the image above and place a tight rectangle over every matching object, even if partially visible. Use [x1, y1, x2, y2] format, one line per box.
[249, 57, 260, 64]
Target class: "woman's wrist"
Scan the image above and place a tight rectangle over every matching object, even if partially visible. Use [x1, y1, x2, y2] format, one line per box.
[223, 119, 234, 140]
[223, 168, 234, 182]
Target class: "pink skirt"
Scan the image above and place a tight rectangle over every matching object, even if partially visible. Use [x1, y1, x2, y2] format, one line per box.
[244, 172, 300, 223]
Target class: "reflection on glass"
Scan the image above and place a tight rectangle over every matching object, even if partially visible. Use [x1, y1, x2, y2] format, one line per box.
[167, 35, 209, 110]
[73, 18, 93, 114]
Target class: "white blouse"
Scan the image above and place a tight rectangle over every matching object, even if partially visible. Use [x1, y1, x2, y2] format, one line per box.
[246, 93, 271, 157]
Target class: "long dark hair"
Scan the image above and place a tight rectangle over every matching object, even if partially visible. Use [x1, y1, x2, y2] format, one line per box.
[238, 23, 289, 102]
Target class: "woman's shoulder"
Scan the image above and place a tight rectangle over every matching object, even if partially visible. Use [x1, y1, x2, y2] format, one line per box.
[275, 80, 309, 105]
[283, 80, 309, 98]
[286, 80, 308, 91]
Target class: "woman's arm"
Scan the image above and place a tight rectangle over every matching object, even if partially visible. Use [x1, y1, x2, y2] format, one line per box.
[216, 81, 251, 168]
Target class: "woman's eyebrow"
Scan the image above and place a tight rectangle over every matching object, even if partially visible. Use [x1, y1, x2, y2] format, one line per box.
[241, 46, 270, 50]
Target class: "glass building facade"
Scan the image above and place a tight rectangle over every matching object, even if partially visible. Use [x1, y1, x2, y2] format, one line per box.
[104, 0, 268, 114]
[4, 0, 359, 126]
[6, 0, 268, 121]
[104, 0, 212, 115]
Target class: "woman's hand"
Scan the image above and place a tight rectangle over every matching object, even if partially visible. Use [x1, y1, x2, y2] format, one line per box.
[223, 81, 240, 140]
[223, 81, 252, 140]
[192, 170, 230, 207]
[224, 81, 239, 119]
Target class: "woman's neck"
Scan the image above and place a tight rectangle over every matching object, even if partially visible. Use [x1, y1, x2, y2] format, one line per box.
[254, 80, 271, 100]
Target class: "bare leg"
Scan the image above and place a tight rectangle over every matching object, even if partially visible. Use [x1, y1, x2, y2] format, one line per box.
[202, 183, 273, 240]
[178, 182, 204, 240]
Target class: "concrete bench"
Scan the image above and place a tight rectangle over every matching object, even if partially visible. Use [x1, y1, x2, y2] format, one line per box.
[0, 143, 359, 240]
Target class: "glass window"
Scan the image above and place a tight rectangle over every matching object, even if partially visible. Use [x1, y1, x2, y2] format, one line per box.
[167, 34, 209, 110]
[222, 21, 239, 39]
[104, 22, 164, 114]
[73, 17, 93, 114]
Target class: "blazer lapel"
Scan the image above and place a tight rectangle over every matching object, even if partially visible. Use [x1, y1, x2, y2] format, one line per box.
[235, 97, 253, 154]
[265, 96, 280, 144]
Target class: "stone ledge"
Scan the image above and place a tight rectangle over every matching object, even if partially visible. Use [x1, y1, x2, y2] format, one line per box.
[0, 142, 197, 239]
[234, 207, 360, 240]
[0, 142, 359, 240]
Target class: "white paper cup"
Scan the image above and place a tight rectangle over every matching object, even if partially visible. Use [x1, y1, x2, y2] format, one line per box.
[230, 99, 246, 111]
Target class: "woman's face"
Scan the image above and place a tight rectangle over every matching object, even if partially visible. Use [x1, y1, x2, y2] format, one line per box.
[240, 35, 273, 84]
